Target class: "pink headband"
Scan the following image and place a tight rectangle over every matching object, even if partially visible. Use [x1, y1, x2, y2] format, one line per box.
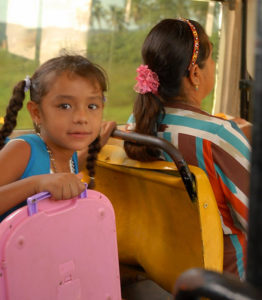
[179, 18, 199, 70]
[134, 64, 159, 95]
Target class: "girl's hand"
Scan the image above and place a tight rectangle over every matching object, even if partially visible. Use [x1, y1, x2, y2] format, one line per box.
[100, 121, 117, 147]
[232, 117, 252, 143]
[215, 113, 252, 143]
[36, 173, 86, 200]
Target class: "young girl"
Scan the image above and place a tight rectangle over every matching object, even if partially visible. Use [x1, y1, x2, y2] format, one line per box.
[0, 54, 115, 221]
[125, 18, 250, 279]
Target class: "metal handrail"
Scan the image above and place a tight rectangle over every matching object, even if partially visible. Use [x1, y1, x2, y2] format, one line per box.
[111, 129, 197, 202]
[173, 268, 262, 300]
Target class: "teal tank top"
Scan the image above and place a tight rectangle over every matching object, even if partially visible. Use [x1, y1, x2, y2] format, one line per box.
[0, 134, 79, 221]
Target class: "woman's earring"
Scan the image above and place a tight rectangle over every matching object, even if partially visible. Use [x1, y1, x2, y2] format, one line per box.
[195, 85, 199, 91]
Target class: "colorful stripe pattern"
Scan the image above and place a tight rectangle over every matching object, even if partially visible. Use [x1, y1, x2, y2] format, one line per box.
[127, 103, 250, 278]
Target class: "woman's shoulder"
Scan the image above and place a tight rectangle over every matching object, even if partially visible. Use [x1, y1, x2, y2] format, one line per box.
[163, 106, 250, 155]
[165, 105, 246, 132]
[163, 105, 232, 130]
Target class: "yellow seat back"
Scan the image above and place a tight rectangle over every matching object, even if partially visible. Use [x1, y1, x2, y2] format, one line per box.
[82, 138, 223, 292]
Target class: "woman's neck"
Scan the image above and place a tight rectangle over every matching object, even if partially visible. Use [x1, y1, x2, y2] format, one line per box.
[174, 77, 203, 108]
[168, 96, 202, 109]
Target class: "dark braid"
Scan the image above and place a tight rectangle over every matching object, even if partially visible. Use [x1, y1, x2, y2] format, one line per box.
[86, 136, 101, 189]
[0, 80, 27, 150]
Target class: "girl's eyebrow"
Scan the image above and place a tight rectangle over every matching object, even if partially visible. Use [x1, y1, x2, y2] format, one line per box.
[87, 95, 103, 100]
[54, 94, 75, 100]
[54, 94, 103, 101]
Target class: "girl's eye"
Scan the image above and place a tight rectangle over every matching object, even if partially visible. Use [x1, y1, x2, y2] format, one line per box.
[88, 104, 98, 110]
[59, 103, 71, 110]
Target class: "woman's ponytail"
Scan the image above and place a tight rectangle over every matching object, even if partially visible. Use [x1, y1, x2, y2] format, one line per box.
[124, 93, 164, 161]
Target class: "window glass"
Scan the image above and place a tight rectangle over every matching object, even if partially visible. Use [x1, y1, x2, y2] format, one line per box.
[0, 0, 222, 128]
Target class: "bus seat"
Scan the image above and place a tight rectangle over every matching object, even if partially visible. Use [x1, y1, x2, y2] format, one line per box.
[0, 188, 121, 300]
[82, 133, 223, 293]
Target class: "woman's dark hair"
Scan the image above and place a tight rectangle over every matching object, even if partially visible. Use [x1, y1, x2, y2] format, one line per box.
[124, 18, 210, 161]
[0, 54, 107, 184]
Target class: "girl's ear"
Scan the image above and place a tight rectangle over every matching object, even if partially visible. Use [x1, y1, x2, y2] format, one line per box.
[188, 64, 201, 87]
[27, 101, 41, 125]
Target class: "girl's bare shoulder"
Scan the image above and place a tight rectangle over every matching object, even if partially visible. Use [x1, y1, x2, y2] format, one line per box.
[0, 139, 31, 184]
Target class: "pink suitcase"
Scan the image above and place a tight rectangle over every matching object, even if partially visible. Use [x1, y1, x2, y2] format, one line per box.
[0, 188, 121, 300]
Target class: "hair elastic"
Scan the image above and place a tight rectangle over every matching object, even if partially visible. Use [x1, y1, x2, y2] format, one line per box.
[179, 18, 199, 71]
[134, 64, 159, 95]
[24, 75, 31, 92]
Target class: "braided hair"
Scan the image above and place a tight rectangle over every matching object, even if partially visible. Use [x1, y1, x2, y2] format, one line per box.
[124, 19, 210, 161]
[0, 54, 108, 185]
[0, 81, 28, 150]
[86, 136, 101, 189]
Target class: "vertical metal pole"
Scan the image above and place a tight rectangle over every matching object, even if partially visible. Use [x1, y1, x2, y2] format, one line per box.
[35, 0, 43, 65]
[85, 0, 93, 56]
[0, 0, 8, 49]
[246, 0, 262, 288]
[239, 0, 249, 120]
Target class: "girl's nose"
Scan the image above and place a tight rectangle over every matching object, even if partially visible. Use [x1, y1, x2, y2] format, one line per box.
[73, 108, 88, 124]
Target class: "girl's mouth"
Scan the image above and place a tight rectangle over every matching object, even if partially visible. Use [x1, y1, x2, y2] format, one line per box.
[68, 132, 92, 138]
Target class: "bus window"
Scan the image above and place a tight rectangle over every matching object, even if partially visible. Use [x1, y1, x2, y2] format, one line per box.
[213, 0, 255, 121]
[0, 0, 222, 129]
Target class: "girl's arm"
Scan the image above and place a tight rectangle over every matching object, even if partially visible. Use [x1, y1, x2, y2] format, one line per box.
[0, 140, 85, 215]
[99, 121, 117, 147]
[0, 173, 86, 215]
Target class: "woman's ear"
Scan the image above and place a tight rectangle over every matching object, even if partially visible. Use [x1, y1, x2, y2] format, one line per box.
[188, 64, 201, 87]
[27, 101, 41, 125]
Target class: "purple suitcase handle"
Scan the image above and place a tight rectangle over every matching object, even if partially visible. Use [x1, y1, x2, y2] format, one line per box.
[27, 183, 88, 216]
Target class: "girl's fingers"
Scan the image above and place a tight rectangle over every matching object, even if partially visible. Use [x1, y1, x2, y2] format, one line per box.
[61, 183, 69, 199]
[38, 173, 86, 200]
[76, 172, 84, 180]
[70, 182, 80, 199]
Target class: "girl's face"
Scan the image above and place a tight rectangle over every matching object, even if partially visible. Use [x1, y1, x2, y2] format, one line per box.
[29, 71, 104, 154]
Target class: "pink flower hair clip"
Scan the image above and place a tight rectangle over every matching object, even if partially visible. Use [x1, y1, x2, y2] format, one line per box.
[134, 64, 159, 95]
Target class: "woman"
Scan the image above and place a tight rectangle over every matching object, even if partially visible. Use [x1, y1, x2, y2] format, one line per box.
[125, 18, 250, 279]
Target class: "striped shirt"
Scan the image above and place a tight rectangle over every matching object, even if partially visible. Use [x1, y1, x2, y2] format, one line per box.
[127, 103, 250, 236]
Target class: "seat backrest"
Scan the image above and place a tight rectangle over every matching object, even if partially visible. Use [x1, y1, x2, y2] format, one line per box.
[82, 135, 223, 293]
[0, 189, 121, 300]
